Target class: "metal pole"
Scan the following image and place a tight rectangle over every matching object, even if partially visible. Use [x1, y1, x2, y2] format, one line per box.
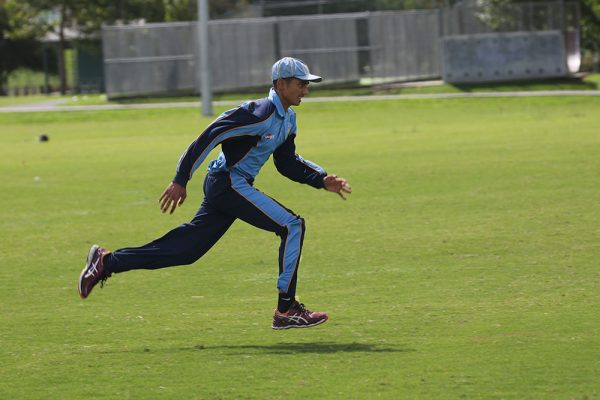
[42, 42, 49, 95]
[198, 0, 213, 116]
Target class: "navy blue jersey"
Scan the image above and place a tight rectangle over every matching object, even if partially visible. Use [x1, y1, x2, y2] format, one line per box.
[173, 88, 326, 189]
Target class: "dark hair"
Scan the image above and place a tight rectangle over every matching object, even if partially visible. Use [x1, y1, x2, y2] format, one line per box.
[272, 77, 294, 88]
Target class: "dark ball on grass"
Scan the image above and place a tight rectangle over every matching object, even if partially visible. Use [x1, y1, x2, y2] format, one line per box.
[38, 134, 49, 142]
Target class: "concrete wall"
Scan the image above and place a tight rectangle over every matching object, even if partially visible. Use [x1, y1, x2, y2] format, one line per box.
[441, 30, 568, 83]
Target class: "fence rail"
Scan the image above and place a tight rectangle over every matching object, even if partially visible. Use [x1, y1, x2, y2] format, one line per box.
[102, 1, 579, 98]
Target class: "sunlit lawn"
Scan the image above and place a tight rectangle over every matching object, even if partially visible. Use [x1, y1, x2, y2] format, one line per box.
[1, 96, 599, 399]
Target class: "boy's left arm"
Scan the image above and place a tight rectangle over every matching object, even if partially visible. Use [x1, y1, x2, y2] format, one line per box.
[273, 134, 351, 199]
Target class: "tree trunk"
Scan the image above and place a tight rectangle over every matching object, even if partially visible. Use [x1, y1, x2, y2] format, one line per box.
[58, 4, 67, 95]
[119, 0, 125, 20]
[0, 74, 7, 96]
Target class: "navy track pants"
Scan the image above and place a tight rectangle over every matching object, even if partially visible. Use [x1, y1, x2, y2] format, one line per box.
[103, 171, 305, 294]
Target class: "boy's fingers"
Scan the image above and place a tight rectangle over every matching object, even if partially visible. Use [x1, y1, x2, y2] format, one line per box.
[162, 195, 171, 209]
[159, 190, 170, 203]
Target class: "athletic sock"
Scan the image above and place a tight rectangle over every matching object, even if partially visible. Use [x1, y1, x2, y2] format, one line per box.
[277, 293, 294, 313]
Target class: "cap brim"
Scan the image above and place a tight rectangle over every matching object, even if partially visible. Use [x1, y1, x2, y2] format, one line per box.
[298, 73, 322, 83]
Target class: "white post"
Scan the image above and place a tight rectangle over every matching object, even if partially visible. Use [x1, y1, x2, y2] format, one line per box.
[198, 0, 213, 116]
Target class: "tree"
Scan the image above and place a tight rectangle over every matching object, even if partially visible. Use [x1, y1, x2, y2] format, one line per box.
[3, 1, 86, 94]
[580, 0, 600, 69]
[0, 1, 19, 94]
[2, 0, 162, 94]
[0, 0, 43, 94]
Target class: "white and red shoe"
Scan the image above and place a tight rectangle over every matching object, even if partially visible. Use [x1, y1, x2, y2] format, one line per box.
[78, 244, 111, 299]
[272, 301, 328, 330]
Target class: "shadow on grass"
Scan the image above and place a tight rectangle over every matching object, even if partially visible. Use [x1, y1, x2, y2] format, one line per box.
[100, 342, 413, 355]
[200, 342, 413, 355]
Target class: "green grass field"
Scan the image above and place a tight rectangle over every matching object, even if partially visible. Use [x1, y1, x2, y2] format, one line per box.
[1, 95, 599, 399]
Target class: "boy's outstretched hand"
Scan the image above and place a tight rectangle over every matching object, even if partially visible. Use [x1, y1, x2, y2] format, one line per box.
[323, 174, 352, 200]
[159, 182, 187, 214]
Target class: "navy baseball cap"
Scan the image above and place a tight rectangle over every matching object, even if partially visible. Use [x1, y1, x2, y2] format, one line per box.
[271, 57, 322, 82]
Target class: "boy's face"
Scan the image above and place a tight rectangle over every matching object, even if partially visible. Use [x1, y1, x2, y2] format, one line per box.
[277, 78, 310, 108]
